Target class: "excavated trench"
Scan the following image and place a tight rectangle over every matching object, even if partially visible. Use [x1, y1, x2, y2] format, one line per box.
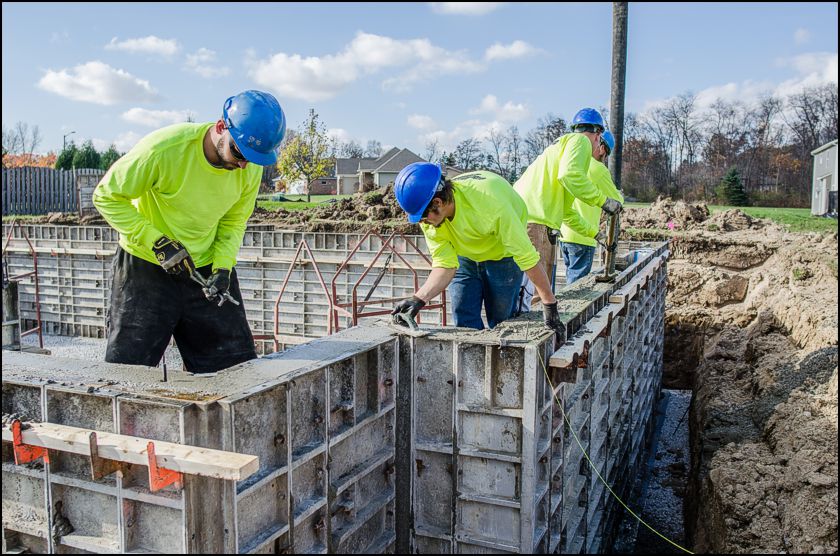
[619, 211, 838, 554]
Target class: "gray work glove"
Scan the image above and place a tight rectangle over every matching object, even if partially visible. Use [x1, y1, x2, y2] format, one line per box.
[203, 269, 231, 303]
[391, 295, 426, 320]
[601, 197, 623, 215]
[152, 236, 196, 275]
[542, 301, 563, 338]
[594, 230, 607, 246]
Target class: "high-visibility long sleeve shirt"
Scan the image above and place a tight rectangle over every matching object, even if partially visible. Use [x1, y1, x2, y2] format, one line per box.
[420, 171, 540, 271]
[560, 160, 625, 246]
[93, 123, 262, 271]
[514, 133, 607, 231]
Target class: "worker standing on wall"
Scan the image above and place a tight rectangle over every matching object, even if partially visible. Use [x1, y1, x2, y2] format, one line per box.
[390, 163, 563, 335]
[515, 107, 623, 310]
[559, 130, 624, 283]
[93, 90, 286, 372]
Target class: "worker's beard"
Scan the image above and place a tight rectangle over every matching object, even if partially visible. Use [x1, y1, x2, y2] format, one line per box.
[214, 136, 241, 171]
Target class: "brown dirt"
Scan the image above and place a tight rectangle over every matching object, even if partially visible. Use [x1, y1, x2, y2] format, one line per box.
[624, 201, 838, 553]
[251, 186, 421, 234]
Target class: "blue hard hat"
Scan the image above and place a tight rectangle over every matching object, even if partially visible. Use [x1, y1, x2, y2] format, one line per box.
[571, 108, 605, 131]
[601, 130, 615, 154]
[223, 90, 286, 166]
[394, 162, 443, 224]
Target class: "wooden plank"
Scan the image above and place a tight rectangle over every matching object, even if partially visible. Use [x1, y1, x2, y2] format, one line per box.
[2, 421, 259, 482]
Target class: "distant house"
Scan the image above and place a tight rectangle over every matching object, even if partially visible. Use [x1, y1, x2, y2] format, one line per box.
[811, 139, 838, 216]
[308, 177, 337, 195]
[442, 165, 466, 180]
[334, 147, 425, 194]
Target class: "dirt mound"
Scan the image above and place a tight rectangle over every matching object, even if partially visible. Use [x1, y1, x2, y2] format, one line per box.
[251, 187, 420, 233]
[623, 196, 711, 230]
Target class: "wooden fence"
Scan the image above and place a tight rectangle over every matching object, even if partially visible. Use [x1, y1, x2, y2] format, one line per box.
[2, 168, 105, 216]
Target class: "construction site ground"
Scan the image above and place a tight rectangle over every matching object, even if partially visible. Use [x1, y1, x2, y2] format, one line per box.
[5, 192, 838, 553]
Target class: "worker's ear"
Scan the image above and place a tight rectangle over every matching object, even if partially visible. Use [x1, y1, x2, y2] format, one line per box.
[214, 119, 226, 134]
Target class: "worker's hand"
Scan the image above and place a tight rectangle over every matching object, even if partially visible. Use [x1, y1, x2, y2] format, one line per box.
[594, 230, 607, 246]
[203, 269, 231, 303]
[601, 197, 623, 215]
[152, 236, 196, 275]
[391, 295, 426, 319]
[542, 301, 563, 338]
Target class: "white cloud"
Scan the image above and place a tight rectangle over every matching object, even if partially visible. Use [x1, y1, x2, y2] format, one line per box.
[327, 128, 352, 143]
[248, 32, 486, 101]
[185, 48, 230, 78]
[794, 27, 811, 45]
[121, 107, 193, 127]
[407, 114, 437, 130]
[50, 31, 70, 44]
[642, 51, 838, 114]
[484, 40, 540, 62]
[37, 61, 159, 105]
[93, 131, 143, 153]
[470, 94, 530, 123]
[429, 2, 507, 15]
[105, 36, 180, 57]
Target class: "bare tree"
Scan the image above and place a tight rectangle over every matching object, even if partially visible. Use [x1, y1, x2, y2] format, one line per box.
[340, 140, 364, 158]
[423, 139, 440, 164]
[486, 126, 524, 183]
[364, 139, 383, 158]
[524, 114, 567, 163]
[453, 138, 484, 171]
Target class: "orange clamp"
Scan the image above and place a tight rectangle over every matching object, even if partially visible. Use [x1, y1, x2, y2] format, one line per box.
[147, 441, 182, 492]
[11, 419, 49, 465]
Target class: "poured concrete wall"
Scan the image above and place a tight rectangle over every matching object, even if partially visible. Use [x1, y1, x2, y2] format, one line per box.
[2, 233, 668, 554]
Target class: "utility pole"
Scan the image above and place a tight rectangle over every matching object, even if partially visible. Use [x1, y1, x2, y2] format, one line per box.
[63, 131, 76, 151]
[609, 2, 628, 190]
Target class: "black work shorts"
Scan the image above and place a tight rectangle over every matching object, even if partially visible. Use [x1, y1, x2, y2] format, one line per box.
[105, 247, 256, 372]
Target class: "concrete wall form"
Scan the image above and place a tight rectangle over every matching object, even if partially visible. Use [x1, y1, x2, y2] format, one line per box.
[2, 227, 668, 554]
[2, 224, 657, 351]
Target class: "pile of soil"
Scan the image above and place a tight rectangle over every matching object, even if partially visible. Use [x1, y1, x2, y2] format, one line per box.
[645, 220, 838, 553]
[251, 186, 420, 233]
[622, 196, 711, 230]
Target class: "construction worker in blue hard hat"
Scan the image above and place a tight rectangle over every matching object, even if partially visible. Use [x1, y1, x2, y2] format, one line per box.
[93, 90, 286, 372]
[558, 129, 624, 284]
[390, 163, 563, 335]
[515, 107, 623, 311]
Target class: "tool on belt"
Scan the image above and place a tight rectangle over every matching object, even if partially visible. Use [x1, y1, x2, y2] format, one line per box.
[189, 270, 240, 307]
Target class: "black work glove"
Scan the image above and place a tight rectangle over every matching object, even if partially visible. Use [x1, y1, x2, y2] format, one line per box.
[152, 236, 195, 275]
[391, 295, 426, 319]
[601, 197, 623, 215]
[543, 301, 563, 337]
[203, 269, 231, 303]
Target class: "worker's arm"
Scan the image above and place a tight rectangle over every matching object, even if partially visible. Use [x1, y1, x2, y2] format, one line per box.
[211, 176, 261, 271]
[92, 151, 165, 249]
[415, 267, 458, 302]
[524, 263, 555, 305]
[558, 134, 607, 208]
[561, 201, 599, 240]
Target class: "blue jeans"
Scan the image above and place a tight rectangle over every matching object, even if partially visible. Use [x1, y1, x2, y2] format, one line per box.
[448, 256, 523, 329]
[560, 242, 595, 284]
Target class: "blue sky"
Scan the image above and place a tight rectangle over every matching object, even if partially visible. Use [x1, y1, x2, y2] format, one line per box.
[2, 2, 837, 155]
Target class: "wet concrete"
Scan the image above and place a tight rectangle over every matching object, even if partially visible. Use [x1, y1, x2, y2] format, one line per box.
[614, 389, 693, 554]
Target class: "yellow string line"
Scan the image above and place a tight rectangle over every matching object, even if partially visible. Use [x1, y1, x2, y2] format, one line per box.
[537, 348, 694, 554]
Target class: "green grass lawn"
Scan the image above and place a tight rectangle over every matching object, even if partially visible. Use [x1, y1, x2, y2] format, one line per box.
[624, 202, 837, 234]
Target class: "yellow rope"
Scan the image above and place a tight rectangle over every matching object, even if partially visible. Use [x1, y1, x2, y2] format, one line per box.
[537, 348, 694, 554]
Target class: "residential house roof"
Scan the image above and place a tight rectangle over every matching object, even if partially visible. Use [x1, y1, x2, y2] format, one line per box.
[336, 157, 377, 175]
[374, 149, 424, 173]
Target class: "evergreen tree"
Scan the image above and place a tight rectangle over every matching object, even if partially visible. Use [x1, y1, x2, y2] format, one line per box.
[100, 144, 122, 170]
[72, 140, 101, 170]
[717, 167, 749, 206]
[55, 141, 78, 170]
